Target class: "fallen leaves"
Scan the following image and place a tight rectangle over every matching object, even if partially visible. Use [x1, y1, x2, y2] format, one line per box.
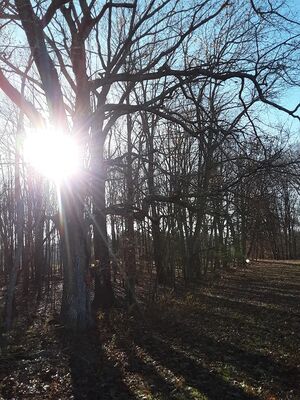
[1, 263, 299, 399]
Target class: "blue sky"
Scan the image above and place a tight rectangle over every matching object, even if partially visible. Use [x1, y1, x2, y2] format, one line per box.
[270, 1, 300, 134]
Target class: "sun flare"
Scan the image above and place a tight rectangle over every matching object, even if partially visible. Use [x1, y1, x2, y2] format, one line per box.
[24, 128, 80, 182]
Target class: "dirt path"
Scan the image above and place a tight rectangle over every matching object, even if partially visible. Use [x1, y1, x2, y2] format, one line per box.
[1, 263, 299, 399]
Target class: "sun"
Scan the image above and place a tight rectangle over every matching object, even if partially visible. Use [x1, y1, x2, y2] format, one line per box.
[24, 127, 80, 182]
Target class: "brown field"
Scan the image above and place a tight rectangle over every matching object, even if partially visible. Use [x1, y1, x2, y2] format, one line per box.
[1, 262, 300, 400]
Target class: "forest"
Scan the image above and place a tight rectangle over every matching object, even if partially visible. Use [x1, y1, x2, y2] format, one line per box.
[0, 1, 300, 399]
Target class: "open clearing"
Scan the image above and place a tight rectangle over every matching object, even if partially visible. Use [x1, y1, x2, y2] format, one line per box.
[1, 262, 299, 400]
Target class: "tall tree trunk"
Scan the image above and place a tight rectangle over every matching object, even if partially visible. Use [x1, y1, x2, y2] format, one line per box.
[124, 112, 136, 304]
[60, 181, 92, 330]
[143, 114, 165, 284]
[34, 186, 44, 299]
[91, 131, 114, 310]
[110, 215, 118, 282]
[5, 113, 24, 330]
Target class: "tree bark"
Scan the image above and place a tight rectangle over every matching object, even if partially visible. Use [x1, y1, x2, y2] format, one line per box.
[59, 181, 92, 330]
[91, 131, 114, 311]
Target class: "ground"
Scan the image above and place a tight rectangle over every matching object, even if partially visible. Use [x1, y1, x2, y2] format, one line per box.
[0, 262, 299, 400]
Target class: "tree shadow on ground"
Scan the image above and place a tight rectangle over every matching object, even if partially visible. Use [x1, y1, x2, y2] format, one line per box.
[54, 312, 266, 400]
[209, 284, 300, 306]
[195, 291, 295, 318]
[111, 327, 197, 400]
[2, 264, 299, 400]
[56, 326, 134, 400]
[144, 319, 299, 395]
[131, 265, 299, 399]
[95, 317, 261, 400]
[129, 326, 260, 400]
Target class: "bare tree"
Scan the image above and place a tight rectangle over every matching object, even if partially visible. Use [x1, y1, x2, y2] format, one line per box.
[0, 0, 299, 329]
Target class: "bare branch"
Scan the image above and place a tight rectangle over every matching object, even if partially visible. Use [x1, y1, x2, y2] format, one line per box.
[0, 68, 44, 126]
